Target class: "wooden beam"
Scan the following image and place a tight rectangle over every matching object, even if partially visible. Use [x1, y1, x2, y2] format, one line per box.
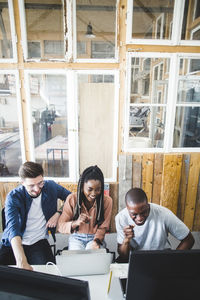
[142, 153, 154, 202]
[132, 154, 142, 188]
[183, 153, 200, 230]
[160, 154, 183, 214]
[193, 176, 200, 231]
[126, 44, 200, 53]
[118, 0, 127, 154]
[152, 153, 163, 205]
[177, 154, 190, 220]
[118, 154, 132, 211]
[109, 183, 118, 232]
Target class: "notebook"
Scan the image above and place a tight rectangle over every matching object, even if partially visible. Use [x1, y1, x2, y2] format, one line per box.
[56, 249, 113, 276]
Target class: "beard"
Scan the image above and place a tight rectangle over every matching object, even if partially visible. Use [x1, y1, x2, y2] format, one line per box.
[28, 190, 42, 198]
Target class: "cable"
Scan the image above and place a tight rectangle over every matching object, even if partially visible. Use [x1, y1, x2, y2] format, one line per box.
[46, 261, 63, 276]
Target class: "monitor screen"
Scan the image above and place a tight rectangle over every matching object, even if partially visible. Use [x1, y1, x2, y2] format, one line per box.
[0, 265, 90, 300]
[126, 249, 200, 300]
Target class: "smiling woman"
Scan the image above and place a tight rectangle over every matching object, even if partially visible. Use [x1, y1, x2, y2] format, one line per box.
[57, 165, 113, 250]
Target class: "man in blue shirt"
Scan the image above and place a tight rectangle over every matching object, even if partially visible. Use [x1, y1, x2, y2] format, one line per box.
[0, 161, 71, 270]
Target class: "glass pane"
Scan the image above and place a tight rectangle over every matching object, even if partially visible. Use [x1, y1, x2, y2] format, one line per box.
[177, 58, 200, 103]
[132, 0, 175, 40]
[76, 0, 116, 59]
[177, 79, 200, 104]
[173, 106, 200, 147]
[182, 0, 200, 41]
[29, 74, 69, 177]
[0, 0, 13, 58]
[78, 73, 115, 179]
[0, 74, 22, 177]
[130, 57, 170, 104]
[128, 106, 165, 148]
[25, 0, 65, 59]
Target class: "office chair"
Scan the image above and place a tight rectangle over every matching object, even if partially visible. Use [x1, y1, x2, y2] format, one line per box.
[1, 207, 5, 231]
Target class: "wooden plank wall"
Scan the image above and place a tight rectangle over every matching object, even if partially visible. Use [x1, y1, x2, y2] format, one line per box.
[0, 152, 199, 232]
[0, 182, 118, 233]
[119, 153, 200, 231]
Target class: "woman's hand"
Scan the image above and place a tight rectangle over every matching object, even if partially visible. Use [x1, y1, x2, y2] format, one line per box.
[72, 213, 90, 228]
[90, 240, 100, 249]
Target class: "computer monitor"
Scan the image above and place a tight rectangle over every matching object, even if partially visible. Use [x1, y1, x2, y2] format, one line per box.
[126, 249, 200, 300]
[0, 265, 90, 300]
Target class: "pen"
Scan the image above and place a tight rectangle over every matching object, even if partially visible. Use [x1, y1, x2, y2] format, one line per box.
[107, 270, 113, 294]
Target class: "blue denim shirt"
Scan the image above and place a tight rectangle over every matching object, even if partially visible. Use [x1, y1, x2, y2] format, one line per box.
[1, 180, 71, 247]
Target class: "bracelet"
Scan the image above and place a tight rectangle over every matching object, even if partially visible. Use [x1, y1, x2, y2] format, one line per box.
[94, 238, 103, 246]
[57, 210, 62, 215]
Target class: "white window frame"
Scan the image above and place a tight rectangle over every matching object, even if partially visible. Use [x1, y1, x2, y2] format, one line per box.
[155, 13, 164, 39]
[75, 69, 119, 182]
[73, 0, 119, 63]
[180, 1, 200, 45]
[190, 24, 200, 41]
[0, 0, 17, 63]
[124, 52, 200, 153]
[0, 70, 26, 181]
[193, 0, 200, 21]
[125, 52, 173, 153]
[170, 53, 200, 152]
[24, 69, 78, 182]
[126, 0, 186, 46]
[18, 0, 73, 62]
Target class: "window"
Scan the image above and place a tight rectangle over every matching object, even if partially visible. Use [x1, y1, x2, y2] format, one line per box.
[0, 72, 24, 177]
[75, 0, 117, 61]
[173, 57, 200, 148]
[24, 71, 77, 180]
[125, 53, 170, 151]
[194, 0, 200, 20]
[181, 0, 200, 42]
[0, 0, 16, 61]
[125, 53, 200, 152]
[1, 0, 200, 180]
[19, 0, 72, 61]
[127, 0, 175, 43]
[24, 69, 119, 182]
[91, 41, 115, 59]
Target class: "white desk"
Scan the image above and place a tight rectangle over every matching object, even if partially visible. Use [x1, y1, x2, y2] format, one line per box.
[32, 263, 128, 300]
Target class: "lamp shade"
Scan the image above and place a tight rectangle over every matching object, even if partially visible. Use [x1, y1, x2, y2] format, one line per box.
[85, 22, 95, 38]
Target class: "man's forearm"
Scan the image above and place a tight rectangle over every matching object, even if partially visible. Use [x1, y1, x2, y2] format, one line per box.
[176, 232, 195, 250]
[11, 236, 32, 270]
[118, 238, 131, 258]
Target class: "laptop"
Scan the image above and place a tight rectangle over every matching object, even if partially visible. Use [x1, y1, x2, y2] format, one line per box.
[56, 249, 113, 276]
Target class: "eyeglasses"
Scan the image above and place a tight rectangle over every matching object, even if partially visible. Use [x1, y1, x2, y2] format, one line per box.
[26, 180, 45, 190]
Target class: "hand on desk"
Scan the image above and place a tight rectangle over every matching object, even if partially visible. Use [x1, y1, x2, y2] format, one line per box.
[17, 260, 33, 271]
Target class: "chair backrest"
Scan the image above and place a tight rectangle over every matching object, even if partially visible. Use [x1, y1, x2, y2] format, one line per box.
[2, 207, 5, 231]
